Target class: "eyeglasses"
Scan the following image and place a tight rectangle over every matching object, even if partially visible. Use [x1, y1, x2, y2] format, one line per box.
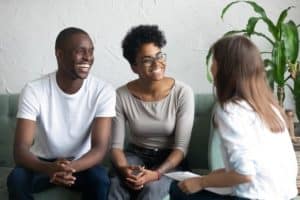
[139, 52, 167, 68]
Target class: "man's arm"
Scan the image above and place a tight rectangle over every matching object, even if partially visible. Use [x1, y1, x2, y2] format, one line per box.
[14, 118, 71, 177]
[70, 117, 112, 172]
[14, 118, 41, 169]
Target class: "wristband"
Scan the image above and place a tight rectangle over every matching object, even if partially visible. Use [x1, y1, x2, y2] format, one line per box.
[155, 170, 161, 180]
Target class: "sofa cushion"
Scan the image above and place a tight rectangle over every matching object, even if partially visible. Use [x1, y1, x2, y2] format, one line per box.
[0, 167, 11, 190]
[33, 187, 80, 200]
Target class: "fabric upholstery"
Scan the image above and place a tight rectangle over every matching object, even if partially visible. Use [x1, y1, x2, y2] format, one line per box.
[0, 93, 218, 200]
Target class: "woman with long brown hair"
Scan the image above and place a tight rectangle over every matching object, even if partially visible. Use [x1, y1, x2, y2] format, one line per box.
[170, 35, 297, 200]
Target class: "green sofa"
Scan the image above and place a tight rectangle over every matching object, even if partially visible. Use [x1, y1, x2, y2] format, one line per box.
[0, 93, 219, 199]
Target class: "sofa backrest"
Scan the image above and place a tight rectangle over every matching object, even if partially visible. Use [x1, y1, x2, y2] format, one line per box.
[0, 93, 216, 170]
[0, 94, 18, 167]
[187, 94, 215, 170]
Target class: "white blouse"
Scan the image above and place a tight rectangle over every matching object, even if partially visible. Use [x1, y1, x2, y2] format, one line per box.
[214, 101, 297, 200]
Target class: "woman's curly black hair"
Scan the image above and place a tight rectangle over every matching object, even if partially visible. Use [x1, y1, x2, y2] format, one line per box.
[122, 25, 167, 66]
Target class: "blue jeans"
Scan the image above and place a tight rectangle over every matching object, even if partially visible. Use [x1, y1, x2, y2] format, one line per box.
[108, 144, 188, 200]
[169, 181, 250, 200]
[7, 164, 110, 200]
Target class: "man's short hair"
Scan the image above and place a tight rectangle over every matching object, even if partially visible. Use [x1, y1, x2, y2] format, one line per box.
[55, 27, 89, 50]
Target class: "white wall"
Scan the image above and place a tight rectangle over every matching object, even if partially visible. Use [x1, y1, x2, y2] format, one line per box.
[1, 0, 299, 96]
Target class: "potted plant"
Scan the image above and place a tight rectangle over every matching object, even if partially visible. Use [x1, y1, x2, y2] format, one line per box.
[206, 0, 300, 121]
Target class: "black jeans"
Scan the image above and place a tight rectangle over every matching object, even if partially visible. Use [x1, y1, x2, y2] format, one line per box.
[126, 143, 189, 170]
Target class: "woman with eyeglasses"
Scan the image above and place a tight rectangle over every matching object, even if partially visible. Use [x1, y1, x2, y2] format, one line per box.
[169, 35, 297, 200]
[108, 25, 194, 200]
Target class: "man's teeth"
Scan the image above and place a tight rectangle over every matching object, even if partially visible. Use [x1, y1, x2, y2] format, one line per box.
[77, 64, 90, 68]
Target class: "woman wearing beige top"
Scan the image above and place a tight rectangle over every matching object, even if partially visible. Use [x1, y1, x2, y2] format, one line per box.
[108, 25, 195, 200]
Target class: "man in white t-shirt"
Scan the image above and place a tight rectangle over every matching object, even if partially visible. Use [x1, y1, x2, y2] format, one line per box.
[7, 27, 116, 200]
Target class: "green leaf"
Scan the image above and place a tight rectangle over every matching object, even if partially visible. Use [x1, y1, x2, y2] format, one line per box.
[260, 51, 272, 55]
[281, 21, 299, 63]
[243, 1, 278, 39]
[245, 17, 261, 36]
[244, 1, 267, 18]
[221, 1, 267, 18]
[221, 1, 267, 19]
[206, 48, 212, 66]
[260, 18, 278, 40]
[272, 41, 286, 86]
[221, 1, 242, 19]
[206, 48, 213, 83]
[252, 31, 274, 45]
[276, 6, 294, 28]
[223, 30, 247, 36]
[294, 74, 300, 120]
[222, 1, 278, 40]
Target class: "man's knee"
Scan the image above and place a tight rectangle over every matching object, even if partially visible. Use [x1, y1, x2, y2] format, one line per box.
[7, 167, 32, 193]
[85, 166, 110, 187]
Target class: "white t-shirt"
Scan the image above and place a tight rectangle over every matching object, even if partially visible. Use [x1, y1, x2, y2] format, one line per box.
[17, 72, 116, 160]
[215, 101, 297, 200]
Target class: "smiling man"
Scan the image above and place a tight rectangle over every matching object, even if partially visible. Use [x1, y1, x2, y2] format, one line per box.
[7, 27, 116, 200]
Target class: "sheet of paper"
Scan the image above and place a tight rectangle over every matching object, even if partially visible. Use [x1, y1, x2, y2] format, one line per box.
[164, 171, 232, 195]
[164, 171, 200, 181]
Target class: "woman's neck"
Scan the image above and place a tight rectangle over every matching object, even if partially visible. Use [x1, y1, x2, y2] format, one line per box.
[129, 77, 174, 101]
[136, 79, 164, 93]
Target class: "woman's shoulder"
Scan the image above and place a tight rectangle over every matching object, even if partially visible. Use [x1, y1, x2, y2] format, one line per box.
[115, 83, 131, 100]
[116, 84, 128, 92]
[173, 80, 193, 96]
[215, 101, 254, 121]
[173, 79, 191, 89]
